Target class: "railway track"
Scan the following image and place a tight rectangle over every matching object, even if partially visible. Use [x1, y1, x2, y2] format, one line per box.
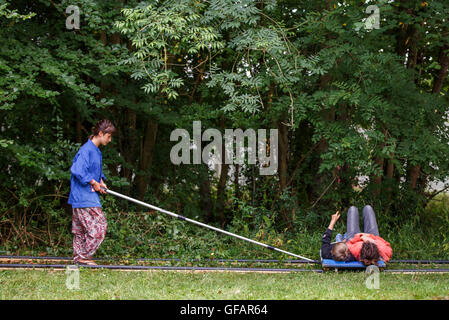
[0, 255, 321, 273]
[2, 255, 449, 264]
[0, 263, 324, 273]
[1, 255, 449, 273]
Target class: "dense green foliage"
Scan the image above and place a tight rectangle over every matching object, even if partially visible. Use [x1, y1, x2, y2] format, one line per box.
[1, 0, 448, 260]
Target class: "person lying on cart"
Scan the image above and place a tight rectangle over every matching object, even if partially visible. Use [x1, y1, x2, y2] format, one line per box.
[321, 206, 393, 265]
[321, 210, 356, 262]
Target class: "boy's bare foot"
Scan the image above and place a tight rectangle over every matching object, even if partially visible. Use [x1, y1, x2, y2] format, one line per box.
[77, 259, 97, 265]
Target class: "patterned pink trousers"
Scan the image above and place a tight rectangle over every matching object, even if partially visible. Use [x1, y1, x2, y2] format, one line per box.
[72, 207, 107, 262]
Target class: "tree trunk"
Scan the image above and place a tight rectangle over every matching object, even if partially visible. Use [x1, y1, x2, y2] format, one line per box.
[311, 72, 335, 200]
[278, 120, 289, 192]
[371, 128, 388, 194]
[234, 164, 240, 202]
[277, 120, 290, 225]
[215, 121, 229, 225]
[432, 44, 449, 94]
[200, 165, 214, 223]
[135, 118, 158, 199]
[409, 165, 420, 190]
[216, 164, 229, 225]
[122, 107, 137, 194]
[385, 156, 395, 202]
[408, 44, 449, 190]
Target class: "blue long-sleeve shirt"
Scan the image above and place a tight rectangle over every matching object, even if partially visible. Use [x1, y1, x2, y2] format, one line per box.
[68, 139, 106, 208]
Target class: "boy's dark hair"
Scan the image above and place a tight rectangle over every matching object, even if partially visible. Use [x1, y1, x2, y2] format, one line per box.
[360, 242, 380, 266]
[331, 242, 350, 261]
[89, 119, 116, 139]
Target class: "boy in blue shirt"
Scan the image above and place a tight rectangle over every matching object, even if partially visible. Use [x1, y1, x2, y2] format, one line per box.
[68, 119, 115, 265]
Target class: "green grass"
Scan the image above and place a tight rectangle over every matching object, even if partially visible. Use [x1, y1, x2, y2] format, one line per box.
[1, 269, 448, 300]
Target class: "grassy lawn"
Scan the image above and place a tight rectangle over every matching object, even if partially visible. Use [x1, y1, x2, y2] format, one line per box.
[1, 269, 448, 300]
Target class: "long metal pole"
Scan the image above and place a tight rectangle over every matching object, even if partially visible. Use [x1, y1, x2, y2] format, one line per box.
[103, 188, 314, 262]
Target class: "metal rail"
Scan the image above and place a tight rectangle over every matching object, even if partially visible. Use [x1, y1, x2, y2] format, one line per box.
[2, 255, 449, 264]
[0, 263, 323, 273]
[1, 256, 449, 273]
[1, 262, 449, 273]
[0, 255, 317, 263]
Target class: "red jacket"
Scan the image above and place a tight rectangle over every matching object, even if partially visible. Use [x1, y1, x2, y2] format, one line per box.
[346, 234, 393, 262]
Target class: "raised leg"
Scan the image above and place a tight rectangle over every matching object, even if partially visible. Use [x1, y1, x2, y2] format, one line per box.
[346, 206, 361, 240]
[362, 205, 380, 236]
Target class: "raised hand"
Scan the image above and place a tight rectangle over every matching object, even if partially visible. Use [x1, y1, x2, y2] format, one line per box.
[331, 210, 341, 223]
[328, 210, 341, 230]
